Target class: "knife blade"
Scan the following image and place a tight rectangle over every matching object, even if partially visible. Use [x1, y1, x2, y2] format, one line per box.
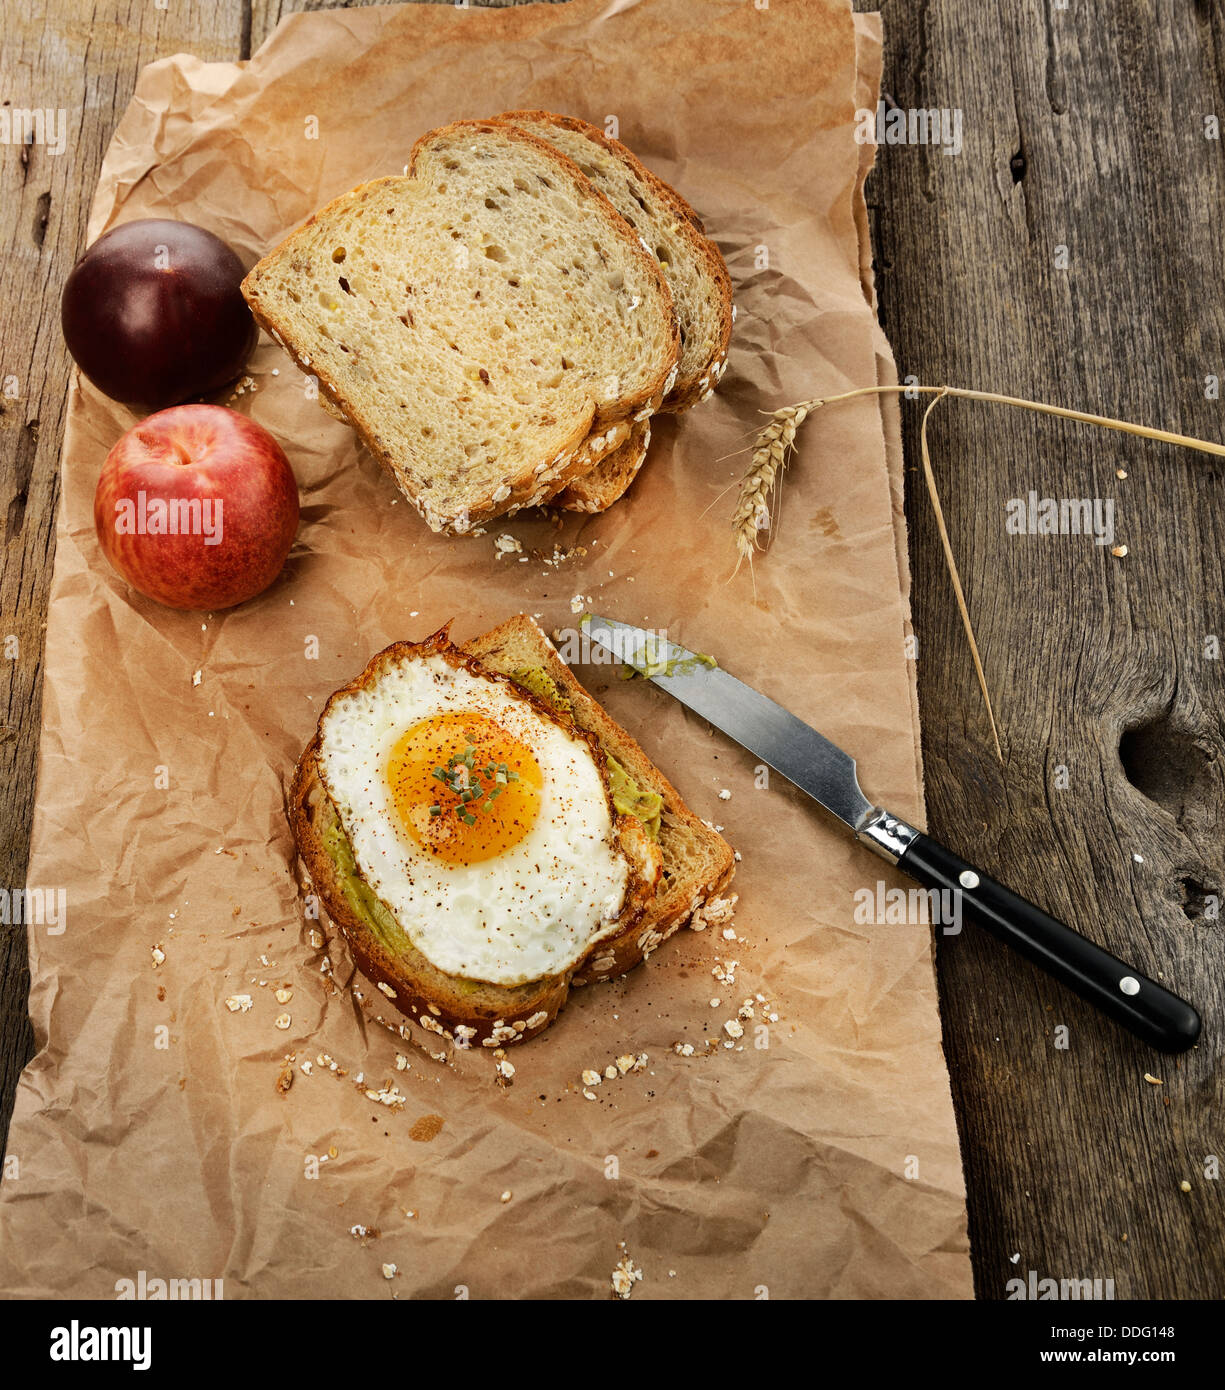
[581, 614, 1202, 1054]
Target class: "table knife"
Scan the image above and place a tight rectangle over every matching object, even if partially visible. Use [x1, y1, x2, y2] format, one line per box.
[582, 615, 1201, 1053]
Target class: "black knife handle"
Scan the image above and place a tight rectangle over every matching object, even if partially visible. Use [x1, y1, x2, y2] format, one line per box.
[858, 813, 1201, 1052]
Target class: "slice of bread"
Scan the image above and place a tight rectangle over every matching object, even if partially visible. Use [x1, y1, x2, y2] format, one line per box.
[290, 619, 736, 1048]
[496, 111, 733, 412]
[289, 628, 663, 1048]
[556, 419, 652, 513]
[465, 616, 737, 985]
[242, 120, 681, 534]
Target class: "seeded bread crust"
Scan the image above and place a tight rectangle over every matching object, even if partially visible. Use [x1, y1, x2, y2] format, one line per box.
[243, 120, 681, 535]
[495, 110, 734, 413]
[289, 627, 662, 1047]
[556, 419, 652, 513]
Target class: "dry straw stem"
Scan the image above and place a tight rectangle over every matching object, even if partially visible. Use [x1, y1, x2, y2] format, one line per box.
[734, 383, 1225, 761]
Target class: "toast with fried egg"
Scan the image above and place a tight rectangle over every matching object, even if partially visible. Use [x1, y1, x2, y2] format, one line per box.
[290, 619, 735, 1047]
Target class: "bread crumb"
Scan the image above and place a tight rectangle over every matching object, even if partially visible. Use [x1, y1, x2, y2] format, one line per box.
[151, 945, 165, 968]
[382, 1263, 397, 1279]
[274, 1013, 291, 1030]
[581, 1069, 602, 1087]
[500, 1190, 512, 1204]
[1180, 1180, 1192, 1193]
[225, 994, 253, 1013]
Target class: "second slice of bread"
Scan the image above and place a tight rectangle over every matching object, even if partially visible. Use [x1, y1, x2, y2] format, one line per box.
[496, 111, 733, 413]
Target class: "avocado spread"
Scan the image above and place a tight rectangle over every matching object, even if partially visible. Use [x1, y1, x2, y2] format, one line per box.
[511, 665, 663, 838]
[321, 804, 487, 995]
[321, 810, 407, 952]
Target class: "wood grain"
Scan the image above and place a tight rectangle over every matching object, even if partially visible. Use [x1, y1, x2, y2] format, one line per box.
[859, 0, 1225, 1298]
[3, 0, 1219, 1300]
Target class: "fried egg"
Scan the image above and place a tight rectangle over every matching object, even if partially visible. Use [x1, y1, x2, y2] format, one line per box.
[316, 640, 639, 986]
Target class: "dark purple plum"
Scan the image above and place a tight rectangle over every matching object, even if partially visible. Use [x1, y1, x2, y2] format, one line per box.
[62, 219, 257, 410]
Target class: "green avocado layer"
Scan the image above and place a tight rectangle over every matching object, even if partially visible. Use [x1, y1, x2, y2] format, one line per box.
[321, 805, 485, 995]
[320, 807, 407, 954]
[510, 665, 663, 839]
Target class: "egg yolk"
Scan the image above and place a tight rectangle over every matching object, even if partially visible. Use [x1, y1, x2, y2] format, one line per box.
[386, 712, 544, 865]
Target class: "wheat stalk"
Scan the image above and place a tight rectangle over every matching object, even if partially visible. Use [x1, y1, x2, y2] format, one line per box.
[734, 383, 1225, 759]
[730, 402, 812, 572]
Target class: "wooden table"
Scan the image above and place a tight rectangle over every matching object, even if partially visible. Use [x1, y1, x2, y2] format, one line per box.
[2, 0, 1220, 1299]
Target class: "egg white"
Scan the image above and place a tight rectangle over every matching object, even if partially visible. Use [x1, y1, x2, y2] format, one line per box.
[317, 650, 632, 985]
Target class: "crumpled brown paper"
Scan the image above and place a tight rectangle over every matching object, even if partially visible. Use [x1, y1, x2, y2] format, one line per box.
[0, 0, 971, 1299]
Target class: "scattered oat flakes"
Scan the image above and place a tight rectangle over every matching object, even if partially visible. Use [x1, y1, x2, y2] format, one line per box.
[1180, 1180, 1192, 1192]
[611, 1244, 643, 1299]
[1111, 544, 1128, 558]
[382, 1263, 398, 1279]
[723, 1019, 745, 1040]
[225, 994, 253, 1013]
[275, 1013, 291, 1030]
[582, 1088, 598, 1101]
[151, 945, 165, 968]
[581, 1069, 602, 1087]
[495, 1058, 515, 1082]
[1144, 1073, 1163, 1085]
[500, 1190, 512, 1204]
[718, 788, 732, 801]
[275, 987, 293, 1004]
[494, 534, 523, 558]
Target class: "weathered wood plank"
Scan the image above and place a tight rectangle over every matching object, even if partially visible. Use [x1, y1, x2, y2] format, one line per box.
[861, 0, 1225, 1297]
[0, 0, 246, 1164]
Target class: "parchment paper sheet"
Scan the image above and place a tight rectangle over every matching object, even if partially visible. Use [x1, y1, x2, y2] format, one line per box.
[0, 0, 971, 1299]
